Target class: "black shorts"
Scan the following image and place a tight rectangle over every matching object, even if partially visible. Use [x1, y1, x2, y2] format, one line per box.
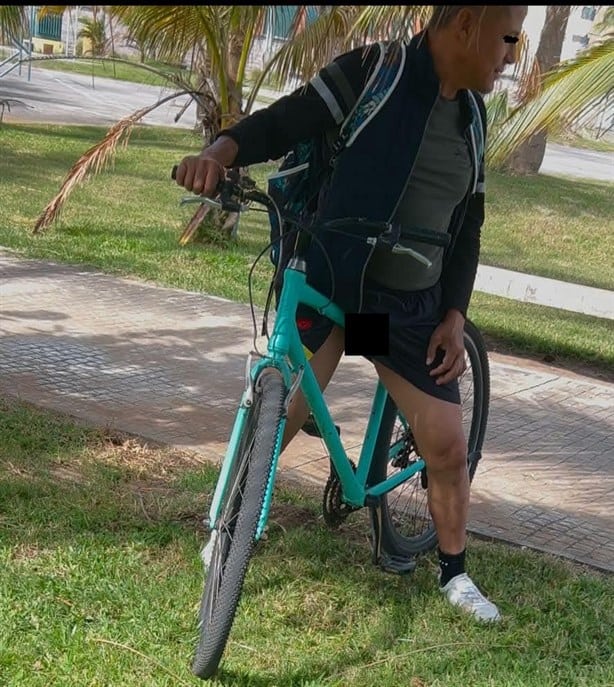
[296, 280, 460, 405]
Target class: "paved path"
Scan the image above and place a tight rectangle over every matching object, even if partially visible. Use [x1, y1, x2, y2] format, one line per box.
[1, 249, 612, 572]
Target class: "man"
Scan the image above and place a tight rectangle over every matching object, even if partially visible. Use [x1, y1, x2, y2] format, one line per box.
[175, 5, 528, 622]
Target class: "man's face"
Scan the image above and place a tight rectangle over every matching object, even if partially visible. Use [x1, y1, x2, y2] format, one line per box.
[461, 6, 528, 93]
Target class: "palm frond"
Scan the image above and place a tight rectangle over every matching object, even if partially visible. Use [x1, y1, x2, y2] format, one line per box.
[36, 6, 68, 21]
[33, 89, 197, 234]
[178, 203, 213, 246]
[487, 39, 614, 169]
[485, 89, 510, 132]
[245, 5, 432, 115]
[0, 5, 29, 41]
[348, 5, 432, 44]
[511, 30, 542, 106]
[113, 5, 208, 66]
[245, 7, 354, 114]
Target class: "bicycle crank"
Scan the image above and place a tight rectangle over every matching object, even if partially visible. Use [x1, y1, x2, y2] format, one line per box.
[322, 459, 359, 528]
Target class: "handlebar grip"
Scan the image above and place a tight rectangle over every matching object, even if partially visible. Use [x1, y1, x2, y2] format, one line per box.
[171, 164, 178, 180]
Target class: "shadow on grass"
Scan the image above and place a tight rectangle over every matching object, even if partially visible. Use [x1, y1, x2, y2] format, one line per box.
[1, 398, 613, 687]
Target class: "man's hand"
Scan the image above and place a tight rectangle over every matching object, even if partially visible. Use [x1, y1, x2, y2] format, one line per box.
[426, 309, 467, 385]
[174, 135, 239, 196]
[174, 155, 226, 196]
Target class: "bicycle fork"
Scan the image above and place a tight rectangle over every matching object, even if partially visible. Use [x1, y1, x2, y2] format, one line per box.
[204, 356, 297, 551]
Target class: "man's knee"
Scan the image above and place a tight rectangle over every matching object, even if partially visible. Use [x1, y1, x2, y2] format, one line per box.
[423, 435, 467, 475]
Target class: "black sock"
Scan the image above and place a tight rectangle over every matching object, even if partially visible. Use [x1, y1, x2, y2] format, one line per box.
[438, 548, 466, 587]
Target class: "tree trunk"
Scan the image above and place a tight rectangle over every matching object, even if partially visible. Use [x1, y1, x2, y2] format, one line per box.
[226, 32, 245, 123]
[506, 5, 571, 174]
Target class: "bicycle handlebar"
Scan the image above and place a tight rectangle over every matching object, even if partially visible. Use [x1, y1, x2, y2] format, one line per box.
[170, 164, 450, 252]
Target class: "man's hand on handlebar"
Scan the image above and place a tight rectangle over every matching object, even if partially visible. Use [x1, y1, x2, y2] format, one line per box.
[173, 135, 239, 196]
[173, 155, 226, 197]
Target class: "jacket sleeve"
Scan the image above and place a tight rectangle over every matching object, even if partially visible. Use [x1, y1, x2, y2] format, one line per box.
[216, 44, 381, 167]
[440, 93, 487, 318]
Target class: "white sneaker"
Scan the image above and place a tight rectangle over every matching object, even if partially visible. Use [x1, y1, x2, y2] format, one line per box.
[441, 573, 501, 622]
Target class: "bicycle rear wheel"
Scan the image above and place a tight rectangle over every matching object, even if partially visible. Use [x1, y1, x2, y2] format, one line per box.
[368, 319, 489, 557]
[192, 368, 286, 680]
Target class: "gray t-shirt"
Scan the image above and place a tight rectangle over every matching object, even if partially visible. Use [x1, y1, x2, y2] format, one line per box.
[366, 94, 472, 291]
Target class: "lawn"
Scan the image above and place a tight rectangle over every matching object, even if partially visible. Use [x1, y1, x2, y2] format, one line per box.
[549, 129, 614, 154]
[1, 397, 612, 687]
[0, 122, 612, 375]
[27, 55, 195, 88]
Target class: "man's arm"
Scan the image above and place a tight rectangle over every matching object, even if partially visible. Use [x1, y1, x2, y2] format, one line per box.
[174, 44, 381, 195]
[440, 184, 484, 319]
[440, 93, 488, 319]
[218, 42, 381, 166]
[428, 94, 487, 385]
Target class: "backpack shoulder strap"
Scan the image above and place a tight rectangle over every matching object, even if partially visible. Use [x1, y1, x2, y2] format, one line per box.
[329, 41, 406, 161]
[466, 90, 485, 162]
[465, 89, 486, 194]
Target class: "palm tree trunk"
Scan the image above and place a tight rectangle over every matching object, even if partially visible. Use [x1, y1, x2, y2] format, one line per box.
[227, 32, 245, 123]
[506, 5, 571, 174]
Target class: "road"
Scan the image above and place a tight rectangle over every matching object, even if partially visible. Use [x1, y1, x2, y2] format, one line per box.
[1, 66, 613, 182]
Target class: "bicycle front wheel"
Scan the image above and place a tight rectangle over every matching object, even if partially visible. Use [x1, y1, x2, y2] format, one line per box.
[368, 319, 490, 557]
[192, 368, 286, 680]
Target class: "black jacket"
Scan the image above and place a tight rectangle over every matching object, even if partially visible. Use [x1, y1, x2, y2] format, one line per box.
[220, 32, 487, 317]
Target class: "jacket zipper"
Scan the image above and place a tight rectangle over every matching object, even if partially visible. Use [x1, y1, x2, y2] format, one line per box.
[386, 95, 439, 224]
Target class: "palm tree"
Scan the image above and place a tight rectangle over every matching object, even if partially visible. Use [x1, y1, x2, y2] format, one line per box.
[504, 5, 572, 174]
[486, 37, 614, 170]
[33, 5, 610, 237]
[0, 5, 29, 43]
[33, 5, 430, 238]
[77, 16, 107, 57]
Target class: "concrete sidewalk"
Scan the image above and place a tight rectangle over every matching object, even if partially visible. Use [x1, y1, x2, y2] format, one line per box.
[1, 248, 613, 572]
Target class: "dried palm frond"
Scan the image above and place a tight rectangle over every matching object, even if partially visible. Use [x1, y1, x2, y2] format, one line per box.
[178, 203, 212, 246]
[33, 89, 198, 234]
[348, 5, 432, 44]
[512, 31, 541, 107]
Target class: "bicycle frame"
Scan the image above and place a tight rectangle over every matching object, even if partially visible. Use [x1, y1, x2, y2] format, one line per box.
[207, 258, 427, 540]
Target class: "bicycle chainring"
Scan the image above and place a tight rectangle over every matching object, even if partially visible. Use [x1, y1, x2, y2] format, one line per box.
[323, 459, 359, 528]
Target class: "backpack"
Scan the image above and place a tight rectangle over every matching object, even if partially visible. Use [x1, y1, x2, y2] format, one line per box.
[266, 41, 406, 284]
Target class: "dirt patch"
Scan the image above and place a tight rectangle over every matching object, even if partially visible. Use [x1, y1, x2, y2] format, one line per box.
[96, 430, 209, 479]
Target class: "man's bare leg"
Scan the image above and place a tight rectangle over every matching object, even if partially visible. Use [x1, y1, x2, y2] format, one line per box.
[373, 361, 468, 554]
[280, 325, 345, 453]
[373, 360, 501, 621]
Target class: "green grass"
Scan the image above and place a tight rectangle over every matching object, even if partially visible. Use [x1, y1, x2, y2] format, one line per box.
[0, 122, 612, 375]
[1, 397, 613, 687]
[481, 171, 614, 290]
[549, 130, 614, 154]
[30, 56, 194, 88]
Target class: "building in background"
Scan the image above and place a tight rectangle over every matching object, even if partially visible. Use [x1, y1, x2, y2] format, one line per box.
[561, 5, 600, 59]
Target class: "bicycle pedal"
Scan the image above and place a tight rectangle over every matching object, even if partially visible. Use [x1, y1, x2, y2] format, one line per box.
[301, 415, 340, 439]
[377, 552, 417, 576]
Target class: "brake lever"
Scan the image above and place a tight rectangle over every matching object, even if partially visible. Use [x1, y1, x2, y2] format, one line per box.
[172, 164, 257, 212]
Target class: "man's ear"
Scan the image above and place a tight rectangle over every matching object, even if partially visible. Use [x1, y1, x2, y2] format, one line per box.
[453, 7, 484, 49]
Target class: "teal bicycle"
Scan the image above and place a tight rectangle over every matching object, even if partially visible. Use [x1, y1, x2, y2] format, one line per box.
[172, 167, 490, 680]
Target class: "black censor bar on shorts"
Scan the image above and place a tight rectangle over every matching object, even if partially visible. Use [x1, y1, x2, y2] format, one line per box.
[344, 313, 390, 356]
